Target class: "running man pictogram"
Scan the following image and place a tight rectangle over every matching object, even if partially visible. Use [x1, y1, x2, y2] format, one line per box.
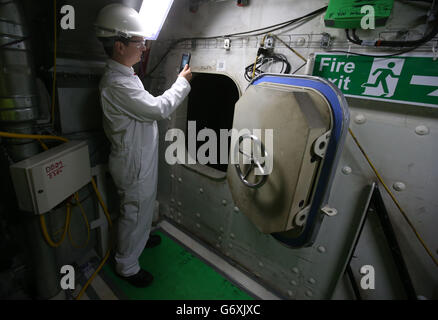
[361, 58, 405, 98]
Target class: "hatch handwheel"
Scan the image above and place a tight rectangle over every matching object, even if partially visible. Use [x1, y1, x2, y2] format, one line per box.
[234, 134, 269, 189]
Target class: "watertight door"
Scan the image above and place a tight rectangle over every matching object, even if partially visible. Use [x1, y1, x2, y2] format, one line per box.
[227, 74, 349, 247]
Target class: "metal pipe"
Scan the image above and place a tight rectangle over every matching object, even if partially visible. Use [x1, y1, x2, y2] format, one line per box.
[0, 0, 39, 124]
[0, 0, 61, 299]
[0, 0, 40, 161]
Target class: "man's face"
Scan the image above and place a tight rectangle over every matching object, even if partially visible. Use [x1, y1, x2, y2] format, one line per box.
[117, 36, 147, 67]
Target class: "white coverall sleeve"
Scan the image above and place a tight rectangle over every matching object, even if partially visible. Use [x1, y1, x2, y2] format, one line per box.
[102, 76, 191, 122]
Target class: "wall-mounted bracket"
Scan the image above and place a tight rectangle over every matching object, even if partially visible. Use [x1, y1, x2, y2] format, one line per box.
[313, 131, 331, 159]
[224, 38, 231, 50]
[321, 205, 337, 217]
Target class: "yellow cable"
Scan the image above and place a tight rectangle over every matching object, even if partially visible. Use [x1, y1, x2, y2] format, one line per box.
[271, 34, 307, 62]
[1, 130, 114, 298]
[0, 131, 68, 143]
[53, 228, 64, 236]
[38, 139, 49, 151]
[90, 177, 113, 229]
[75, 249, 112, 300]
[51, 0, 57, 127]
[251, 54, 259, 80]
[251, 34, 269, 80]
[40, 203, 72, 248]
[349, 128, 438, 268]
[38, 135, 73, 248]
[75, 177, 113, 300]
[68, 193, 90, 249]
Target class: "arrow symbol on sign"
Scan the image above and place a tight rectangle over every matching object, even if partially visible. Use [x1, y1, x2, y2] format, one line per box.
[410, 75, 438, 96]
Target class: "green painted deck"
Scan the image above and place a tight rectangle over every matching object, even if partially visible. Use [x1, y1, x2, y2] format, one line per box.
[102, 230, 254, 300]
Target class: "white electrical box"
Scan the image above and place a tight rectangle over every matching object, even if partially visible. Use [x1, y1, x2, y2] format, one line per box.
[10, 140, 91, 215]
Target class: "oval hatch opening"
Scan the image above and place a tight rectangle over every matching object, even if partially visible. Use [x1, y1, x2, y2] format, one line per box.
[185, 72, 240, 173]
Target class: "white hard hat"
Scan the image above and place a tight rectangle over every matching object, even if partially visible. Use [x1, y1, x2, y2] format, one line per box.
[95, 4, 147, 38]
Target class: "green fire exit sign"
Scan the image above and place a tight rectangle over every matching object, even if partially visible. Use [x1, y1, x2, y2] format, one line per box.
[312, 54, 438, 107]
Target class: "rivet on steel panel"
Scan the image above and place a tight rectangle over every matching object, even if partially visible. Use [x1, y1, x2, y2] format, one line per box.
[354, 113, 366, 124]
[296, 37, 305, 46]
[342, 166, 352, 175]
[393, 182, 406, 191]
[415, 125, 429, 135]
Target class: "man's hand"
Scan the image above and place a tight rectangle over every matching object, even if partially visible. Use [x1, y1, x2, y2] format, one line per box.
[179, 64, 192, 82]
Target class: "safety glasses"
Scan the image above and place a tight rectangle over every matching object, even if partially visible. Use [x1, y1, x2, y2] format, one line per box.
[128, 39, 147, 49]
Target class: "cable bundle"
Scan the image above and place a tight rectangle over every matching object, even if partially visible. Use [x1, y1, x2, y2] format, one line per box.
[244, 48, 291, 82]
[146, 6, 327, 77]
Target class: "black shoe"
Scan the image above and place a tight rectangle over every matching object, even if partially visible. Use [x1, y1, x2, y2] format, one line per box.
[145, 234, 161, 249]
[119, 269, 153, 288]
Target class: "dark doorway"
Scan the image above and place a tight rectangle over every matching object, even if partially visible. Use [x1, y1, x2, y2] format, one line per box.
[186, 73, 239, 172]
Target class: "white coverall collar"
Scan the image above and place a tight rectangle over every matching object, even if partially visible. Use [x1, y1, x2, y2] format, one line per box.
[107, 59, 135, 76]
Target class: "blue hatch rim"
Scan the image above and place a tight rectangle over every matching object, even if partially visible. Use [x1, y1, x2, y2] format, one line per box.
[250, 73, 350, 248]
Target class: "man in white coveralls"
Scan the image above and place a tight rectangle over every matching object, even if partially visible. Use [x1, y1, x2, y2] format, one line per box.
[95, 4, 192, 287]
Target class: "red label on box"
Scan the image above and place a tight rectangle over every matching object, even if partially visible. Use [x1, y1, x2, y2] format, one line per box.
[45, 160, 65, 180]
